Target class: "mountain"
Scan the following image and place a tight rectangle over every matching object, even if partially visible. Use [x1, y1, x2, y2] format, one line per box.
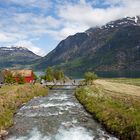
[34, 16, 140, 76]
[0, 46, 41, 69]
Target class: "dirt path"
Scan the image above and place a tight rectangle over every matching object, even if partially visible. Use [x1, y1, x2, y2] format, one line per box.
[94, 79, 140, 97]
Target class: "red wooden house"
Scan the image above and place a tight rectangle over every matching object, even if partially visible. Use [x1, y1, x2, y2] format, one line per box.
[10, 70, 35, 83]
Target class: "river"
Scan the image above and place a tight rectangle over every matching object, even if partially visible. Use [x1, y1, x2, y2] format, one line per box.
[6, 86, 118, 140]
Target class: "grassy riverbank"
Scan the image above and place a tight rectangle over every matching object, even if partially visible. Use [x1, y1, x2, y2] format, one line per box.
[75, 79, 140, 140]
[0, 84, 48, 133]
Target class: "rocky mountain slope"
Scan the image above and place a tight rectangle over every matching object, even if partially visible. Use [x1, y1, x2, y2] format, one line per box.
[34, 16, 140, 76]
[0, 46, 40, 68]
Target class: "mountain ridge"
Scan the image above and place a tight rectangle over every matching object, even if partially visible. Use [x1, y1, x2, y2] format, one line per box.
[0, 46, 41, 69]
[0, 16, 140, 77]
[33, 16, 140, 76]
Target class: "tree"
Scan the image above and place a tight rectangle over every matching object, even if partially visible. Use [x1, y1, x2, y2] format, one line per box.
[84, 72, 98, 85]
[4, 72, 16, 84]
[33, 72, 38, 81]
[46, 67, 54, 82]
[53, 70, 64, 80]
[43, 67, 65, 82]
[60, 70, 65, 80]
[18, 75, 25, 84]
[40, 75, 46, 80]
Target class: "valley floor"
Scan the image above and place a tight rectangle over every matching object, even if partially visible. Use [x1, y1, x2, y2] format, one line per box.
[95, 79, 140, 96]
[75, 78, 140, 140]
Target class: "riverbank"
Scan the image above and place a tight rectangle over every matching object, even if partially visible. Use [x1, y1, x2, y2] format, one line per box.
[5, 85, 117, 140]
[0, 84, 48, 138]
[75, 79, 140, 140]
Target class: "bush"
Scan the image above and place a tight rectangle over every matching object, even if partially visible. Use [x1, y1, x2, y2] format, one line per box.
[84, 72, 98, 85]
[4, 72, 16, 84]
[18, 75, 25, 84]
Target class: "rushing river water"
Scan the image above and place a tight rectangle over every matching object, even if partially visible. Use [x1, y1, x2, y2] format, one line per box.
[6, 86, 118, 140]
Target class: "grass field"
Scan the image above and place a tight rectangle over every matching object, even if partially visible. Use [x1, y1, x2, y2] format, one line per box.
[76, 78, 140, 140]
[95, 79, 140, 96]
[0, 84, 48, 134]
[105, 78, 140, 86]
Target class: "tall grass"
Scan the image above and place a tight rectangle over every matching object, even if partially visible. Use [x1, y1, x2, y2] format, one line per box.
[75, 84, 140, 140]
[0, 84, 48, 131]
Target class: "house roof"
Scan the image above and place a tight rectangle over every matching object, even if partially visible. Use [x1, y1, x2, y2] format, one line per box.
[10, 70, 33, 77]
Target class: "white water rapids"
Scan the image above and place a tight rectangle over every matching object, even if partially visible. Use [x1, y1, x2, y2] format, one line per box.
[6, 87, 118, 140]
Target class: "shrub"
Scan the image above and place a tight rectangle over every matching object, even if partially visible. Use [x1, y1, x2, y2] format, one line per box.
[84, 72, 98, 85]
[18, 75, 25, 84]
[4, 72, 16, 84]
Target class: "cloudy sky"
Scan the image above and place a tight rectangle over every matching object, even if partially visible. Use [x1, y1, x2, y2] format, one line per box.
[0, 0, 140, 56]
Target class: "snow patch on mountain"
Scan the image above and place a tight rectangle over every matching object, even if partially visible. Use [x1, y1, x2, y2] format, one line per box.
[0, 46, 28, 51]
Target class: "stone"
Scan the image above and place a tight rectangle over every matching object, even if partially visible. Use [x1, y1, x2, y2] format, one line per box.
[32, 105, 40, 109]
[0, 130, 8, 137]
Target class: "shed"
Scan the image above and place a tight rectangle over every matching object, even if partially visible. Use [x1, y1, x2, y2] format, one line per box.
[10, 70, 35, 83]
